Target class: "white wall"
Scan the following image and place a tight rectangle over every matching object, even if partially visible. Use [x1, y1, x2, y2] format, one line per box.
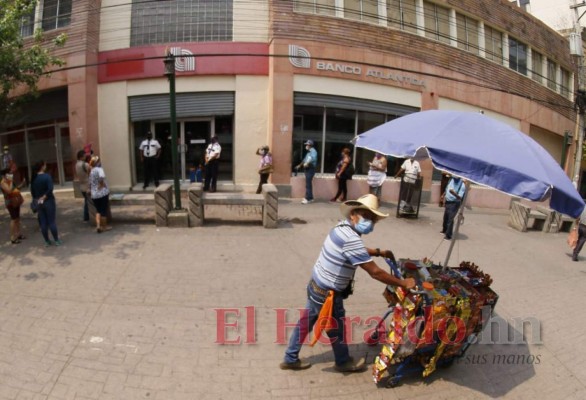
[234, 76, 269, 185]
[99, 0, 131, 51]
[97, 81, 132, 190]
[233, 0, 269, 42]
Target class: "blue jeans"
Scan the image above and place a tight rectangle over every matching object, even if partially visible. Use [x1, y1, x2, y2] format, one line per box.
[304, 167, 315, 201]
[37, 197, 59, 242]
[442, 200, 461, 239]
[283, 282, 350, 366]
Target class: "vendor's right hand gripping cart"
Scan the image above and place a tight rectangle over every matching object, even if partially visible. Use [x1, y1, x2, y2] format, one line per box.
[371, 259, 498, 388]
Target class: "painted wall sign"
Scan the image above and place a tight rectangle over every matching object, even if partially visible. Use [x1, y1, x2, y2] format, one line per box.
[288, 44, 425, 88]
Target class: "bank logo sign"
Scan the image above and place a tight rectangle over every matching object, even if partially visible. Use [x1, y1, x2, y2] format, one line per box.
[289, 45, 311, 69]
[288, 44, 425, 87]
[170, 47, 196, 72]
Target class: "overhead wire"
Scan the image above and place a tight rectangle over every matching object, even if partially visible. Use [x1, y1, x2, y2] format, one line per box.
[18, 0, 577, 111]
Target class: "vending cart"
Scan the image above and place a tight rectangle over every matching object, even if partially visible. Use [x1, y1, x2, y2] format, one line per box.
[372, 259, 498, 388]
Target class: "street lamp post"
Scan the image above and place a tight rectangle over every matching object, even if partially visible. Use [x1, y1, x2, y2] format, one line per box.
[163, 53, 182, 210]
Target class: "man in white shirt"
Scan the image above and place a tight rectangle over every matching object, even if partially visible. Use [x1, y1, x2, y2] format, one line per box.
[394, 157, 421, 210]
[204, 136, 221, 192]
[138, 132, 161, 190]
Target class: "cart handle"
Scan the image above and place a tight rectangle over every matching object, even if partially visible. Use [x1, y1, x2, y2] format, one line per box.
[384, 257, 403, 279]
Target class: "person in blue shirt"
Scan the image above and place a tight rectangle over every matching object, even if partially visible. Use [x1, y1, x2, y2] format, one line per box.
[30, 161, 61, 246]
[295, 140, 318, 204]
[441, 175, 466, 240]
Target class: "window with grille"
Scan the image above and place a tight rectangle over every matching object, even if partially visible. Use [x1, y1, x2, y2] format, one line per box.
[532, 50, 543, 84]
[387, 0, 417, 34]
[20, 5, 36, 37]
[484, 25, 503, 63]
[344, 0, 379, 24]
[560, 67, 571, 97]
[456, 13, 479, 55]
[294, 0, 336, 16]
[423, 1, 450, 44]
[546, 59, 557, 90]
[508, 37, 527, 75]
[130, 0, 233, 46]
[42, 0, 72, 31]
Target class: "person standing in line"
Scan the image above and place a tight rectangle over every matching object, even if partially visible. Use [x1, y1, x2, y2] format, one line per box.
[30, 161, 61, 247]
[75, 150, 90, 222]
[441, 175, 466, 240]
[295, 140, 318, 204]
[88, 156, 112, 233]
[367, 152, 387, 201]
[394, 156, 421, 209]
[256, 145, 273, 194]
[572, 208, 586, 261]
[138, 132, 161, 190]
[204, 136, 221, 192]
[1, 167, 25, 244]
[331, 147, 351, 202]
[280, 194, 415, 371]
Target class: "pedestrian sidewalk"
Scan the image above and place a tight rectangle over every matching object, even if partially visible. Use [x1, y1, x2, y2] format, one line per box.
[0, 194, 584, 399]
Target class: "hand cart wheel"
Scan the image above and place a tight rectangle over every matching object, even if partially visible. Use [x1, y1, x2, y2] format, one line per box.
[385, 375, 399, 388]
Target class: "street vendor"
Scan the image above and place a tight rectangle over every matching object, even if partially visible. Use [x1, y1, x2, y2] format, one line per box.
[280, 194, 416, 372]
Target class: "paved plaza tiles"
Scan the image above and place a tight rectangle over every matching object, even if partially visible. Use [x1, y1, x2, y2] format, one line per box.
[0, 193, 585, 399]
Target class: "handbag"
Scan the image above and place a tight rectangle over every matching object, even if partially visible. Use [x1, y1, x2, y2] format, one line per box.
[30, 198, 39, 213]
[568, 228, 579, 249]
[259, 164, 274, 174]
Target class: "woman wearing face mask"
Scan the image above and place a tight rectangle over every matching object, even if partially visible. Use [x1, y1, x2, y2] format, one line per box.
[89, 156, 112, 233]
[281, 194, 415, 372]
[30, 161, 61, 246]
[1, 168, 25, 244]
[367, 152, 387, 201]
[256, 145, 273, 194]
[331, 147, 352, 203]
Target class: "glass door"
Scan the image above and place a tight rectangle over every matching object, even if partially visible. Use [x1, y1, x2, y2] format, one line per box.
[183, 120, 212, 181]
[154, 122, 179, 181]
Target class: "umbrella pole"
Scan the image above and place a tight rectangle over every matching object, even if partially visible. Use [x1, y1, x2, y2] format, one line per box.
[443, 188, 469, 269]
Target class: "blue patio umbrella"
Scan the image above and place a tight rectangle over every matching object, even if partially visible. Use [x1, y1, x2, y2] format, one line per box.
[354, 110, 585, 218]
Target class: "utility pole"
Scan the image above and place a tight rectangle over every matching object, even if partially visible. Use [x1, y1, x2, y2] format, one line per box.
[570, 0, 586, 189]
[163, 53, 182, 210]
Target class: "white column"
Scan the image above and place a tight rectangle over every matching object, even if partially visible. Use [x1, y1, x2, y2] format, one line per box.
[335, 0, 344, 18]
[416, 0, 425, 37]
[449, 9, 457, 47]
[478, 21, 486, 58]
[379, 0, 388, 27]
[503, 32, 509, 67]
[527, 47, 533, 80]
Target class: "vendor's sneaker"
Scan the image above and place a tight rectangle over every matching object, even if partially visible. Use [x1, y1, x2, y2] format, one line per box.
[279, 360, 311, 370]
[334, 357, 366, 373]
[301, 198, 313, 204]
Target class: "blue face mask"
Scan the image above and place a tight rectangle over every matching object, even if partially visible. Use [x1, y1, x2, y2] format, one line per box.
[354, 216, 374, 235]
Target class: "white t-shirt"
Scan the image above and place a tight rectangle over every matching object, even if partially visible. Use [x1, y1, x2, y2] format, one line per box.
[206, 142, 221, 161]
[139, 138, 161, 158]
[401, 159, 421, 183]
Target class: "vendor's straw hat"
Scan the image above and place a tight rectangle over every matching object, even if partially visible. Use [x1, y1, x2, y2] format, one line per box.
[340, 194, 389, 219]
